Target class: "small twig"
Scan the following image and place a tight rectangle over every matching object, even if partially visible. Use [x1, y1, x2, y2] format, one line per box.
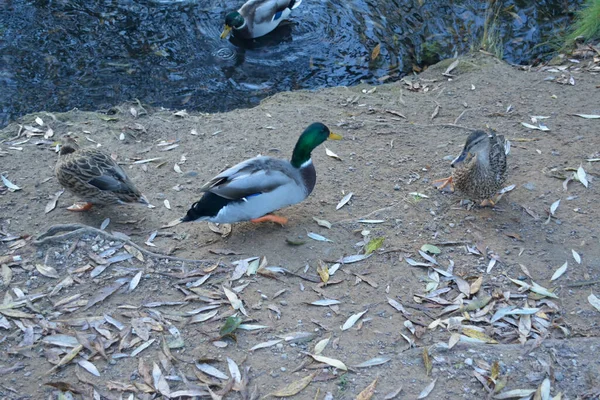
[565, 279, 600, 288]
[34, 223, 209, 263]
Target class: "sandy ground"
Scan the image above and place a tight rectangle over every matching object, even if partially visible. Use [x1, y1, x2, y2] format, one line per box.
[1, 53, 600, 399]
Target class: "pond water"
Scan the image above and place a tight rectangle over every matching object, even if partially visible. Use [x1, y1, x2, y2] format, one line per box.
[0, 0, 581, 127]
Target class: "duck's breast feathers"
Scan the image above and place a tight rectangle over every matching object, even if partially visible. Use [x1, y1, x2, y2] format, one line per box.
[201, 156, 304, 200]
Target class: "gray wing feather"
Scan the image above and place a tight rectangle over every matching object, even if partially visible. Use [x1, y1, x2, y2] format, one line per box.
[201, 156, 300, 200]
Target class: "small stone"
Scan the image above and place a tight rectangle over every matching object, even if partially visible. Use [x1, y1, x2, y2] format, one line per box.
[465, 358, 473, 366]
[523, 182, 536, 191]
[394, 184, 401, 191]
[280, 367, 286, 372]
[443, 155, 455, 161]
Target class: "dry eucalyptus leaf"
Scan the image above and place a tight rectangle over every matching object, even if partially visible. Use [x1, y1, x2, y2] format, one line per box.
[310, 299, 340, 306]
[325, 147, 342, 161]
[417, 378, 437, 399]
[308, 354, 347, 370]
[493, 389, 536, 399]
[371, 43, 381, 60]
[588, 293, 600, 312]
[307, 232, 333, 242]
[250, 339, 282, 352]
[550, 199, 560, 216]
[336, 192, 353, 210]
[195, 363, 229, 380]
[129, 271, 143, 292]
[268, 372, 317, 397]
[1, 175, 21, 192]
[577, 165, 589, 188]
[573, 113, 600, 119]
[77, 359, 100, 377]
[443, 59, 459, 75]
[313, 217, 332, 229]
[357, 378, 378, 400]
[174, 163, 183, 173]
[45, 189, 64, 213]
[572, 249, 581, 264]
[550, 261, 568, 281]
[36, 264, 60, 279]
[341, 309, 367, 331]
[352, 356, 391, 368]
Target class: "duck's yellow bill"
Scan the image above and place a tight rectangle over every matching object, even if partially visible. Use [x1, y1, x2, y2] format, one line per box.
[220, 25, 232, 39]
[328, 132, 342, 140]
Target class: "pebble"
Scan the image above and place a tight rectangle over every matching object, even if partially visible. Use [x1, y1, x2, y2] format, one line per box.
[394, 184, 401, 191]
[185, 171, 198, 177]
[443, 155, 455, 161]
[465, 358, 473, 366]
[523, 182, 536, 191]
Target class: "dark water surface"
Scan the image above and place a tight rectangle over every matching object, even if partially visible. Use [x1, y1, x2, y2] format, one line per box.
[0, 0, 581, 127]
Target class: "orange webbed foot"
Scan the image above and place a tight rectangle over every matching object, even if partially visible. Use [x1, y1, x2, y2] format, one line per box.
[251, 214, 288, 225]
[67, 202, 93, 212]
[433, 176, 455, 193]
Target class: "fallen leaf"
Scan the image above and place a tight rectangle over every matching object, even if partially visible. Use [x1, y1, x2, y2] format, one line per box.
[493, 389, 536, 399]
[250, 339, 282, 352]
[316, 261, 329, 283]
[577, 165, 589, 188]
[384, 385, 403, 399]
[572, 114, 600, 119]
[418, 378, 437, 399]
[521, 122, 550, 131]
[421, 244, 441, 254]
[341, 309, 367, 331]
[550, 261, 568, 281]
[443, 59, 459, 75]
[325, 147, 342, 161]
[45, 190, 64, 213]
[1, 175, 21, 191]
[353, 356, 391, 368]
[77, 359, 100, 377]
[312, 217, 332, 229]
[307, 232, 333, 242]
[267, 372, 317, 397]
[310, 299, 340, 306]
[84, 280, 126, 310]
[164, 199, 171, 209]
[423, 348, 432, 376]
[308, 354, 347, 370]
[195, 363, 229, 380]
[371, 43, 381, 60]
[589, 293, 600, 312]
[357, 378, 378, 400]
[220, 315, 243, 336]
[129, 271, 143, 292]
[336, 192, 353, 210]
[36, 264, 60, 279]
[572, 249, 581, 264]
[365, 237, 385, 254]
[550, 199, 560, 216]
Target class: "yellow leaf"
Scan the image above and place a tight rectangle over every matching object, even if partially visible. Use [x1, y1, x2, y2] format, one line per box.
[356, 377, 378, 400]
[463, 328, 498, 344]
[491, 360, 500, 381]
[371, 43, 381, 60]
[423, 348, 432, 376]
[470, 276, 483, 294]
[316, 261, 330, 283]
[267, 372, 317, 397]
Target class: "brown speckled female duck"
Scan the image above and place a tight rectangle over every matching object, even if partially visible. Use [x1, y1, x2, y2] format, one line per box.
[55, 136, 149, 211]
[434, 130, 508, 206]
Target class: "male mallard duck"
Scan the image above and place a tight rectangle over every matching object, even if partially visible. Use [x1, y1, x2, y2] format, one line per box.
[55, 135, 149, 211]
[181, 122, 341, 225]
[433, 130, 508, 206]
[220, 0, 302, 39]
